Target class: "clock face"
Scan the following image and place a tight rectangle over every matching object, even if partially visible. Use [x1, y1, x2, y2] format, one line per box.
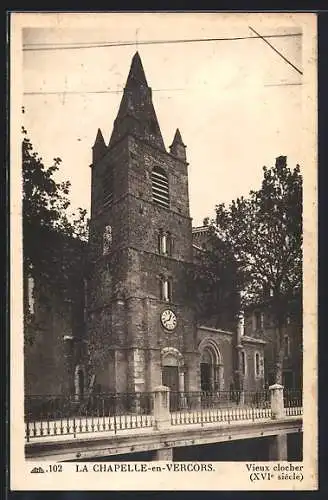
[160, 309, 177, 331]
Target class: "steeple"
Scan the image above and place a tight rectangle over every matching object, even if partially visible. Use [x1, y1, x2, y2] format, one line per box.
[92, 128, 107, 163]
[169, 128, 187, 161]
[126, 51, 148, 87]
[108, 52, 166, 151]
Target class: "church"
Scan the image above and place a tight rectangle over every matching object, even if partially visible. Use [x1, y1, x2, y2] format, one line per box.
[24, 52, 266, 400]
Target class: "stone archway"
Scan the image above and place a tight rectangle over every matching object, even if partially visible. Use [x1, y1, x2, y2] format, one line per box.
[198, 339, 224, 393]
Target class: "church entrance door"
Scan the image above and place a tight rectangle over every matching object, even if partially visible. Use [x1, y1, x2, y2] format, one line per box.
[200, 362, 211, 392]
[162, 365, 179, 411]
[200, 348, 214, 393]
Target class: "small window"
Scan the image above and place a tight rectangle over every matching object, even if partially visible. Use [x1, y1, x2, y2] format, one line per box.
[255, 352, 260, 378]
[160, 277, 172, 302]
[240, 351, 247, 376]
[253, 311, 263, 331]
[238, 311, 245, 336]
[158, 230, 166, 254]
[260, 312, 264, 329]
[103, 225, 112, 255]
[152, 166, 169, 208]
[158, 230, 172, 256]
[283, 335, 290, 358]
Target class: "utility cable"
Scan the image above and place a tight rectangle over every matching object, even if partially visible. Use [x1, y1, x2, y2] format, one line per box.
[23, 32, 302, 51]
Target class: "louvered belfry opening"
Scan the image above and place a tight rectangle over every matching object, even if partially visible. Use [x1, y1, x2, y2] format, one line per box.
[152, 166, 169, 208]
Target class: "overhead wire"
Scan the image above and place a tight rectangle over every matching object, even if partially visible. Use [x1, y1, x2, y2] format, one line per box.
[248, 26, 303, 76]
[23, 88, 185, 96]
[23, 31, 302, 94]
[23, 32, 302, 51]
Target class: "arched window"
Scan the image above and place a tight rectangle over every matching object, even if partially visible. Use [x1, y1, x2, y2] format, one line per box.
[152, 166, 169, 208]
[158, 229, 166, 254]
[159, 276, 172, 302]
[166, 232, 172, 255]
[158, 230, 172, 256]
[240, 351, 247, 376]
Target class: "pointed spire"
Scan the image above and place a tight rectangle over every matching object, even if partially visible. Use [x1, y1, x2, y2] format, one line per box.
[92, 128, 107, 163]
[172, 128, 185, 146]
[108, 52, 165, 151]
[126, 51, 148, 87]
[93, 128, 106, 148]
[169, 128, 187, 161]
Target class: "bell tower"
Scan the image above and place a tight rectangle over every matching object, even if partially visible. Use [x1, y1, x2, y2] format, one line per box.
[87, 52, 199, 395]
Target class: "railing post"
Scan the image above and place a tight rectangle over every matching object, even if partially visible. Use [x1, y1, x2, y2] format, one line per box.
[153, 385, 171, 430]
[269, 383, 284, 419]
[268, 384, 288, 460]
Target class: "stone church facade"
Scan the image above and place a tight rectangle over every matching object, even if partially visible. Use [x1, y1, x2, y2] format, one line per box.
[24, 52, 266, 398]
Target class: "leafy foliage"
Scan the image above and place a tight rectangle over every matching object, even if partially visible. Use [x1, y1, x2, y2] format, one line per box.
[213, 156, 302, 310]
[22, 127, 89, 345]
[190, 230, 241, 330]
[200, 156, 302, 383]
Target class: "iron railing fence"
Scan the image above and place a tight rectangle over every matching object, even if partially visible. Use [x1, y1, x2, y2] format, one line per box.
[25, 388, 303, 440]
[284, 388, 303, 416]
[25, 392, 154, 420]
[25, 392, 154, 441]
[168, 390, 271, 412]
[284, 388, 303, 407]
[169, 390, 272, 426]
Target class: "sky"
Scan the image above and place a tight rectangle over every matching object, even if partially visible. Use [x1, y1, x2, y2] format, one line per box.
[21, 13, 304, 227]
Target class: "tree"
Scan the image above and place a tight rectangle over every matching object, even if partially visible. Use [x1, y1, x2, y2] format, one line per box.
[22, 126, 89, 345]
[207, 156, 302, 384]
[189, 229, 241, 330]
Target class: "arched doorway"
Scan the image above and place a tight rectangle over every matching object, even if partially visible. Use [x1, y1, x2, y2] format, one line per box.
[161, 348, 184, 410]
[199, 339, 224, 393]
[200, 347, 214, 392]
